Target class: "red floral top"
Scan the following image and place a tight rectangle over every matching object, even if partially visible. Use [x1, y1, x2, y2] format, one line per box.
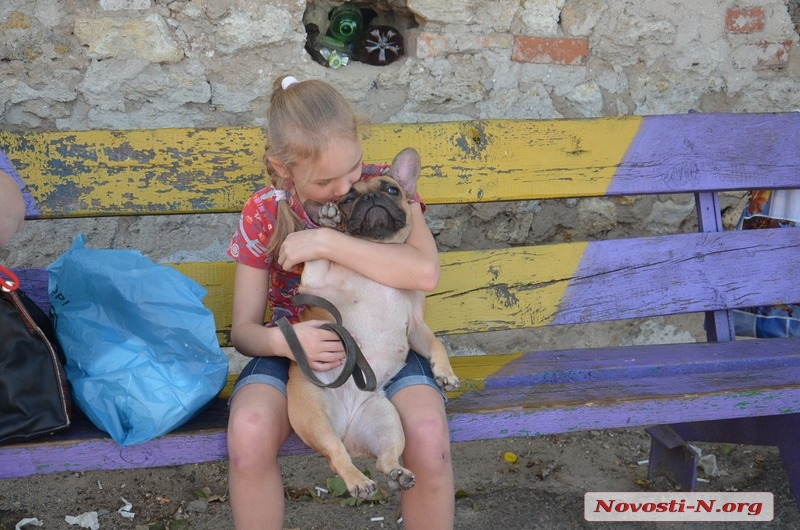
[227, 163, 421, 324]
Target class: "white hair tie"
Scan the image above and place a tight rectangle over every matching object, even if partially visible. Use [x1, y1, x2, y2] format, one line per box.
[281, 76, 299, 90]
[271, 189, 287, 201]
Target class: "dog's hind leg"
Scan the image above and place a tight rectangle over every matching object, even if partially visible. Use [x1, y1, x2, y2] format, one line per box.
[346, 397, 416, 491]
[287, 370, 378, 499]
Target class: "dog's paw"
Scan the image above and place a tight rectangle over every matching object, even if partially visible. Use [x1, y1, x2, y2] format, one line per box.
[318, 202, 343, 229]
[387, 467, 416, 491]
[432, 368, 461, 392]
[349, 476, 379, 500]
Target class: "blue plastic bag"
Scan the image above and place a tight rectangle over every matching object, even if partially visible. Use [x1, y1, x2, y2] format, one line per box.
[47, 235, 228, 446]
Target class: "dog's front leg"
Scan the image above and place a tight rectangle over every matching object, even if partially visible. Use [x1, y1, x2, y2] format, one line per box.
[287, 365, 379, 499]
[407, 295, 461, 391]
[408, 324, 461, 392]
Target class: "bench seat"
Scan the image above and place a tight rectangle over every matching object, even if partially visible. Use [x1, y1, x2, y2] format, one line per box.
[4, 339, 800, 481]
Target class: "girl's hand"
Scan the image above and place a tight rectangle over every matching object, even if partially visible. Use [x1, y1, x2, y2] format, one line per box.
[286, 319, 346, 372]
[278, 228, 340, 272]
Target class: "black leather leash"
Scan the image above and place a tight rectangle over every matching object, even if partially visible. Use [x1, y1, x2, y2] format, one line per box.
[277, 293, 377, 391]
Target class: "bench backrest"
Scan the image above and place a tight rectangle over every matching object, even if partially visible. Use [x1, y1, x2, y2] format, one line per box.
[3, 113, 799, 347]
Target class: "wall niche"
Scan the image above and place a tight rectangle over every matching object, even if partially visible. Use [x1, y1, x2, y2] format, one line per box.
[303, 1, 417, 69]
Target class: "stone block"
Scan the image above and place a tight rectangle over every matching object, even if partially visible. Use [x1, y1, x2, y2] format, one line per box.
[74, 13, 183, 63]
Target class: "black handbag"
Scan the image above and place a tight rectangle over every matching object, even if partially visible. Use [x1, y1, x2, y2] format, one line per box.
[1, 265, 71, 444]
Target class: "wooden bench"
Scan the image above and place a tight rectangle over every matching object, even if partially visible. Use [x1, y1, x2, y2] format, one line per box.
[2, 114, 799, 506]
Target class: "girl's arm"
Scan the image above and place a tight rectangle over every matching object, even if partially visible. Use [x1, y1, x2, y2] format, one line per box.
[229, 262, 347, 371]
[278, 203, 440, 292]
[0, 169, 25, 246]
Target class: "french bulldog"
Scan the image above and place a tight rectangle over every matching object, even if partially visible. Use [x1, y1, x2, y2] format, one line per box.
[286, 147, 461, 499]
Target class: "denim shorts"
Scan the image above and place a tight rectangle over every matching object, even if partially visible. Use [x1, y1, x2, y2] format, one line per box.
[230, 351, 445, 402]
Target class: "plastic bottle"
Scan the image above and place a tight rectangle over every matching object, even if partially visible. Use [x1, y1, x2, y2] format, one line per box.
[305, 23, 352, 69]
[328, 3, 363, 44]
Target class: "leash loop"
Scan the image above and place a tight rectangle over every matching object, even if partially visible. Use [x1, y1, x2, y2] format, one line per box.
[277, 293, 377, 391]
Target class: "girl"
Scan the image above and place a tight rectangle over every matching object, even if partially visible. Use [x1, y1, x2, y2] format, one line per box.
[226, 76, 455, 530]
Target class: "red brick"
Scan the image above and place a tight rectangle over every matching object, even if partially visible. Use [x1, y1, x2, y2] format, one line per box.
[512, 36, 588, 66]
[726, 7, 765, 33]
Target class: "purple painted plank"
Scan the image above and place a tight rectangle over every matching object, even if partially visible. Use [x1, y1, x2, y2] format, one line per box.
[0, 430, 312, 479]
[610, 113, 800, 194]
[447, 384, 800, 443]
[483, 337, 800, 389]
[448, 373, 800, 442]
[0, 399, 311, 479]
[448, 364, 800, 418]
[551, 228, 800, 325]
[11, 267, 50, 314]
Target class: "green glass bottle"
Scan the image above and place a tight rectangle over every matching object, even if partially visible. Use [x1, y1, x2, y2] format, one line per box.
[328, 3, 363, 44]
[305, 23, 352, 69]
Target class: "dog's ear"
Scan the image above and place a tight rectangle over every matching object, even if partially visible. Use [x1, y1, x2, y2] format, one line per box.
[386, 147, 421, 198]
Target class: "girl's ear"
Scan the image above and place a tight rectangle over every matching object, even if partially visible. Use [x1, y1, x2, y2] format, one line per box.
[267, 156, 287, 179]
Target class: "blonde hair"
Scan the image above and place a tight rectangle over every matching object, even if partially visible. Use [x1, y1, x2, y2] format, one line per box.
[264, 76, 360, 260]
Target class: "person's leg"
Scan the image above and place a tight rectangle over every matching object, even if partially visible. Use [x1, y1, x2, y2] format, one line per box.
[227, 358, 292, 530]
[387, 353, 455, 530]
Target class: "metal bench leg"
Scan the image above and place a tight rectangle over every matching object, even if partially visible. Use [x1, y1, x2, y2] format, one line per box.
[776, 428, 800, 509]
[645, 424, 699, 492]
[649, 414, 800, 510]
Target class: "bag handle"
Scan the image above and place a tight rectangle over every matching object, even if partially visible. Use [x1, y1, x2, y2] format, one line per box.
[0, 265, 38, 334]
[0, 265, 20, 292]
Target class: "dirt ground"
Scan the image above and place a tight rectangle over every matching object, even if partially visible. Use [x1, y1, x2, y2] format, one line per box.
[1, 428, 798, 530]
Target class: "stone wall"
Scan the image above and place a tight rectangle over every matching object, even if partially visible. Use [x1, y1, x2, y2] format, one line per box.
[2, 0, 797, 129]
[2, 0, 798, 357]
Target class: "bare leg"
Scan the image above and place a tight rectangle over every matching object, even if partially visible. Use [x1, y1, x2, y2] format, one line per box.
[391, 384, 455, 530]
[227, 384, 291, 530]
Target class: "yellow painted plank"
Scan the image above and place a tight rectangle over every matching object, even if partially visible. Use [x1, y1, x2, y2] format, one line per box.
[170, 260, 236, 341]
[362, 118, 644, 203]
[1, 127, 268, 217]
[428, 243, 588, 333]
[170, 241, 586, 347]
[1, 118, 643, 218]
[220, 376, 237, 399]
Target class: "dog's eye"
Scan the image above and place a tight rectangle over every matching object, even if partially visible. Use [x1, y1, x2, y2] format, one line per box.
[386, 185, 400, 196]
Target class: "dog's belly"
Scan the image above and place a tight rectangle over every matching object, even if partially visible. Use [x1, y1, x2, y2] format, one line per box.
[300, 259, 415, 390]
